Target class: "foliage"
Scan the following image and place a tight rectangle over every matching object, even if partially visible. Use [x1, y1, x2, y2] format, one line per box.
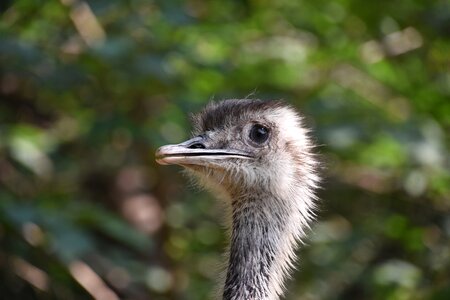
[0, 0, 449, 299]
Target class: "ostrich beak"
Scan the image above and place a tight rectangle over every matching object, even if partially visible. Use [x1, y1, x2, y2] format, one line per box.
[155, 136, 253, 166]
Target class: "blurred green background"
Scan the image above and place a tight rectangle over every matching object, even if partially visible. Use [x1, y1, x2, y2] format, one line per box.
[1, 0, 449, 299]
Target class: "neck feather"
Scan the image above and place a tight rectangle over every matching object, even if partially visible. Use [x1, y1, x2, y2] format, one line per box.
[222, 189, 314, 300]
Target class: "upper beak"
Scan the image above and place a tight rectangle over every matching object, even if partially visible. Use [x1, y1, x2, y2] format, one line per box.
[155, 136, 253, 166]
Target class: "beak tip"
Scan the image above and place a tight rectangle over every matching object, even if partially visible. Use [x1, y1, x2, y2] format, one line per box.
[155, 158, 168, 165]
[155, 146, 168, 165]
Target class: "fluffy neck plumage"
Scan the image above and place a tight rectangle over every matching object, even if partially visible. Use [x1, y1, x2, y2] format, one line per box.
[222, 187, 314, 300]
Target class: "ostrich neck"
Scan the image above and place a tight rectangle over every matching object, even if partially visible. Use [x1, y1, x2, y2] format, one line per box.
[222, 192, 302, 300]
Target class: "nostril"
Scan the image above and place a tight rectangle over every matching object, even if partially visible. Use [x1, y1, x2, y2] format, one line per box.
[188, 142, 206, 149]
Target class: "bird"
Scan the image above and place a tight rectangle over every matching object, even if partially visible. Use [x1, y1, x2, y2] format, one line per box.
[155, 99, 320, 300]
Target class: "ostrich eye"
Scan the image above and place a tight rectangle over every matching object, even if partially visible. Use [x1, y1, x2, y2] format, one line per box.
[249, 124, 269, 144]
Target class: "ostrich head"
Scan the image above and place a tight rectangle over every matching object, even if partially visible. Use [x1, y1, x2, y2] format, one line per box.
[156, 99, 320, 300]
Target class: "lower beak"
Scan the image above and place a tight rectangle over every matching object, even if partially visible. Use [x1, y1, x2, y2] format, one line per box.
[155, 136, 252, 166]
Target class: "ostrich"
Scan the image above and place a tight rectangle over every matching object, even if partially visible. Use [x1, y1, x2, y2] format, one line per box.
[155, 99, 320, 300]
